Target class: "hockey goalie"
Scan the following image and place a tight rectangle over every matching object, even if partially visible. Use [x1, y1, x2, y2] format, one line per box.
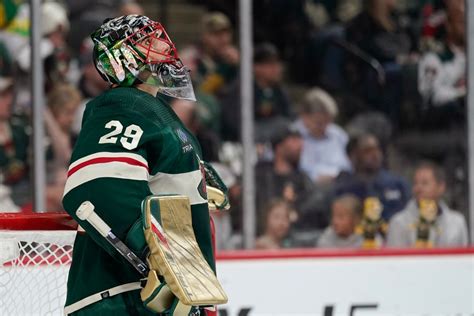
[62, 15, 228, 316]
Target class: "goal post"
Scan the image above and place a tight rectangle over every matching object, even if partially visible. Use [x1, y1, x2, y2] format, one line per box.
[0, 212, 77, 316]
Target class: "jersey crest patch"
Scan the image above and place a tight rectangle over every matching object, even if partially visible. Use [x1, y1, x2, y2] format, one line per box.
[175, 128, 193, 153]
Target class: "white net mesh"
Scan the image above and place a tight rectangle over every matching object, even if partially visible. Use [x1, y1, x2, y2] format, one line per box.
[0, 214, 76, 316]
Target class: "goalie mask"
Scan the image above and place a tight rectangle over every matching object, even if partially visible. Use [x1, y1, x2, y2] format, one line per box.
[91, 15, 196, 100]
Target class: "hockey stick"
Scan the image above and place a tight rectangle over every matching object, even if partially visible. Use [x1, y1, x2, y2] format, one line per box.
[76, 201, 149, 277]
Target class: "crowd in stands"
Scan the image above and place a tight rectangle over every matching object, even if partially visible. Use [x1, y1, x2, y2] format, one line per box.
[0, 0, 470, 250]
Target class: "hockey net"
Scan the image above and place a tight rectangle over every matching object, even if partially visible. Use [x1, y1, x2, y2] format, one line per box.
[0, 212, 77, 316]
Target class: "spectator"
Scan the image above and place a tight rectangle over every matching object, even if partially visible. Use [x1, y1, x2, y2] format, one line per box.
[221, 43, 292, 142]
[255, 199, 294, 250]
[0, 76, 29, 206]
[170, 98, 220, 162]
[317, 194, 363, 248]
[45, 84, 82, 170]
[387, 161, 468, 248]
[179, 46, 222, 135]
[182, 12, 239, 97]
[345, 0, 414, 128]
[41, 2, 71, 91]
[295, 87, 350, 183]
[255, 123, 314, 232]
[418, 0, 465, 127]
[335, 133, 410, 221]
[252, 43, 291, 121]
[346, 0, 412, 64]
[15, 2, 71, 92]
[0, 2, 29, 59]
[0, 2, 72, 111]
[0, 76, 28, 185]
[180, 14, 238, 144]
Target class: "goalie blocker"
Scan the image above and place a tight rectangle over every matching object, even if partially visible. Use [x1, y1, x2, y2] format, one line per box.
[141, 195, 228, 314]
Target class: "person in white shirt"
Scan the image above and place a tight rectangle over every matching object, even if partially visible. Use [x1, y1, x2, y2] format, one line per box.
[418, 0, 465, 108]
[295, 87, 350, 184]
[387, 161, 468, 248]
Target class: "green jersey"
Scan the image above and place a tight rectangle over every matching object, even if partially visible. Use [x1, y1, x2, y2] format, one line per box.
[62, 87, 214, 313]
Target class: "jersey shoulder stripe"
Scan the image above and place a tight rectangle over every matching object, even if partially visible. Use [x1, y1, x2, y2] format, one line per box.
[64, 152, 149, 197]
[69, 152, 149, 171]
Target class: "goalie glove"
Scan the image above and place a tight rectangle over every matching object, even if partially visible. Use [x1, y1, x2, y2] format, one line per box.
[207, 186, 230, 211]
[200, 161, 230, 211]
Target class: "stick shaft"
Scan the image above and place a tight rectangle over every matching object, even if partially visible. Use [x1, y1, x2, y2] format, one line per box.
[104, 231, 149, 276]
[76, 201, 149, 276]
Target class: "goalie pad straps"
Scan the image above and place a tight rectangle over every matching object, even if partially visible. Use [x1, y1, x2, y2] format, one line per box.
[141, 195, 228, 306]
[140, 272, 198, 316]
[140, 269, 201, 316]
[141, 270, 175, 313]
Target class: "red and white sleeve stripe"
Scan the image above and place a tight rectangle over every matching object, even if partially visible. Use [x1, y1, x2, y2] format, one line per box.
[63, 152, 149, 197]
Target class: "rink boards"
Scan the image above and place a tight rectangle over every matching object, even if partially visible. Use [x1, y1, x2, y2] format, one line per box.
[216, 248, 474, 316]
[1, 248, 473, 316]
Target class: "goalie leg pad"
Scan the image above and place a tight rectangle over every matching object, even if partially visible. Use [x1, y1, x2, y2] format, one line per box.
[141, 195, 228, 306]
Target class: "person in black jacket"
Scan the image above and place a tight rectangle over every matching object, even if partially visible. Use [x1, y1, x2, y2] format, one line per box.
[255, 123, 315, 233]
